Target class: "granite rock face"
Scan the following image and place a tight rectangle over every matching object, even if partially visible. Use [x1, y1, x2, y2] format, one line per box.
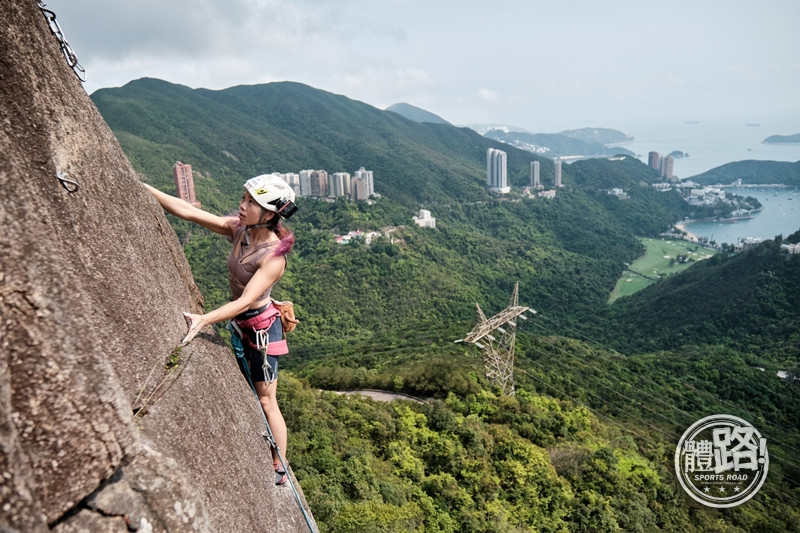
[0, 2, 314, 531]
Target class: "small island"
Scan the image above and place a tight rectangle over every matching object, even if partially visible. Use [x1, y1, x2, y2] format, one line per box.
[763, 133, 800, 144]
[669, 150, 689, 158]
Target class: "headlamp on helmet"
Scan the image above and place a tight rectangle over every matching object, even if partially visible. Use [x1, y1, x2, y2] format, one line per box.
[243, 174, 298, 219]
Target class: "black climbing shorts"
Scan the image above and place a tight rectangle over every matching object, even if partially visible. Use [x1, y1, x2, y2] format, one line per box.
[229, 319, 282, 384]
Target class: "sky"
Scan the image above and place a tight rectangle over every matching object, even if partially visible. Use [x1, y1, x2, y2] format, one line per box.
[44, 0, 800, 134]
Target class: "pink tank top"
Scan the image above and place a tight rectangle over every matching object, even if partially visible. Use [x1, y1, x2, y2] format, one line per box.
[227, 224, 284, 301]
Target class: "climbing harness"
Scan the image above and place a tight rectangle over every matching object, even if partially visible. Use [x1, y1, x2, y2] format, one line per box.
[56, 171, 79, 193]
[232, 304, 286, 357]
[37, 1, 86, 82]
[229, 322, 317, 533]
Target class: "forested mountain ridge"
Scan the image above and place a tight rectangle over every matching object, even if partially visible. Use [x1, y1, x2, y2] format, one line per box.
[92, 78, 548, 209]
[691, 159, 800, 186]
[90, 77, 799, 371]
[386, 102, 451, 125]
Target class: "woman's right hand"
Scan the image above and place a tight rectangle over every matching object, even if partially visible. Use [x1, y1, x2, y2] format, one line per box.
[180, 311, 207, 345]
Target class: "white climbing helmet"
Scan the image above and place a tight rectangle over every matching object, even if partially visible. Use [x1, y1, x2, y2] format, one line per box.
[243, 174, 298, 219]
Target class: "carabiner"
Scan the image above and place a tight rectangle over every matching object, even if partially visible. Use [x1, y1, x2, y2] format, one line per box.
[57, 171, 79, 193]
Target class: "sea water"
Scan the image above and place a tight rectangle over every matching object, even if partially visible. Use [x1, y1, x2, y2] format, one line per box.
[683, 186, 800, 245]
[618, 118, 800, 179]
[614, 118, 800, 243]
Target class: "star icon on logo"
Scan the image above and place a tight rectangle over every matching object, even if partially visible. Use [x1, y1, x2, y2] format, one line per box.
[719, 487, 726, 493]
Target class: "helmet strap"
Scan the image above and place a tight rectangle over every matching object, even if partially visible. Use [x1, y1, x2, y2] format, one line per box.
[242, 209, 274, 247]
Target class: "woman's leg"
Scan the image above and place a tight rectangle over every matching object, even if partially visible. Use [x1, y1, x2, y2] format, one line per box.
[254, 379, 288, 465]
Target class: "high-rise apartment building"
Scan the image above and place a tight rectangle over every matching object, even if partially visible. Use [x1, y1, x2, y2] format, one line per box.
[554, 158, 563, 188]
[299, 170, 313, 197]
[309, 170, 328, 197]
[351, 176, 368, 200]
[173, 161, 200, 207]
[281, 173, 301, 196]
[647, 150, 674, 179]
[330, 172, 351, 197]
[530, 161, 541, 189]
[660, 155, 674, 180]
[354, 167, 374, 197]
[648, 151, 661, 171]
[487, 148, 510, 193]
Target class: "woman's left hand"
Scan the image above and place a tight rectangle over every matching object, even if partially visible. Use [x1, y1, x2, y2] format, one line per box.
[181, 312, 207, 345]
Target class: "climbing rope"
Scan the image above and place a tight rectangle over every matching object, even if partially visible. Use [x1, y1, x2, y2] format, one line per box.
[37, 1, 86, 81]
[229, 322, 317, 533]
[132, 346, 190, 418]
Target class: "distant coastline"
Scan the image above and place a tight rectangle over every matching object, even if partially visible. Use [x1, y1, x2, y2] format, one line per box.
[674, 222, 700, 243]
[715, 183, 787, 189]
[762, 133, 800, 144]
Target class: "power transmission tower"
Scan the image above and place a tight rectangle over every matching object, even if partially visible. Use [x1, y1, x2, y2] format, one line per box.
[455, 282, 536, 396]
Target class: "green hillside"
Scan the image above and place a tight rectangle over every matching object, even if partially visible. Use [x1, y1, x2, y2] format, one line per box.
[92, 78, 699, 331]
[92, 79, 800, 532]
[691, 159, 800, 186]
[593, 238, 800, 357]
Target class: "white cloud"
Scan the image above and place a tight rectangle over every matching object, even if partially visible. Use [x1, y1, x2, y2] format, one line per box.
[43, 0, 800, 130]
[477, 89, 497, 103]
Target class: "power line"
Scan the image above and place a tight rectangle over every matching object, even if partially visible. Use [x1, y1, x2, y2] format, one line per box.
[268, 302, 800, 482]
[525, 313, 800, 461]
[517, 330, 800, 490]
[515, 363, 800, 509]
[277, 305, 800, 505]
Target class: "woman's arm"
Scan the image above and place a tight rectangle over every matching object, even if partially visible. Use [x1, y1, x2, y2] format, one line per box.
[144, 183, 234, 236]
[180, 253, 286, 345]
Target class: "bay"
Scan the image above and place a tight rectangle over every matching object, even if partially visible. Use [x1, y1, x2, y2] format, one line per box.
[617, 118, 800, 179]
[609, 118, 800, 243]
[684, 186, 800, 245]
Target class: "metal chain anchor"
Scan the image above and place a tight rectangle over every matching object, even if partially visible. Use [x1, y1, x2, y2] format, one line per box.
[37, 1, 86, 82]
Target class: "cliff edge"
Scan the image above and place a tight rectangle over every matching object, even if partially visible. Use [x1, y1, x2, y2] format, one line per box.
[0, 2, 314, 531]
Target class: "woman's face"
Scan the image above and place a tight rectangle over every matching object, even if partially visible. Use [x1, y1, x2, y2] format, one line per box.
[239, 192, 273, 226]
